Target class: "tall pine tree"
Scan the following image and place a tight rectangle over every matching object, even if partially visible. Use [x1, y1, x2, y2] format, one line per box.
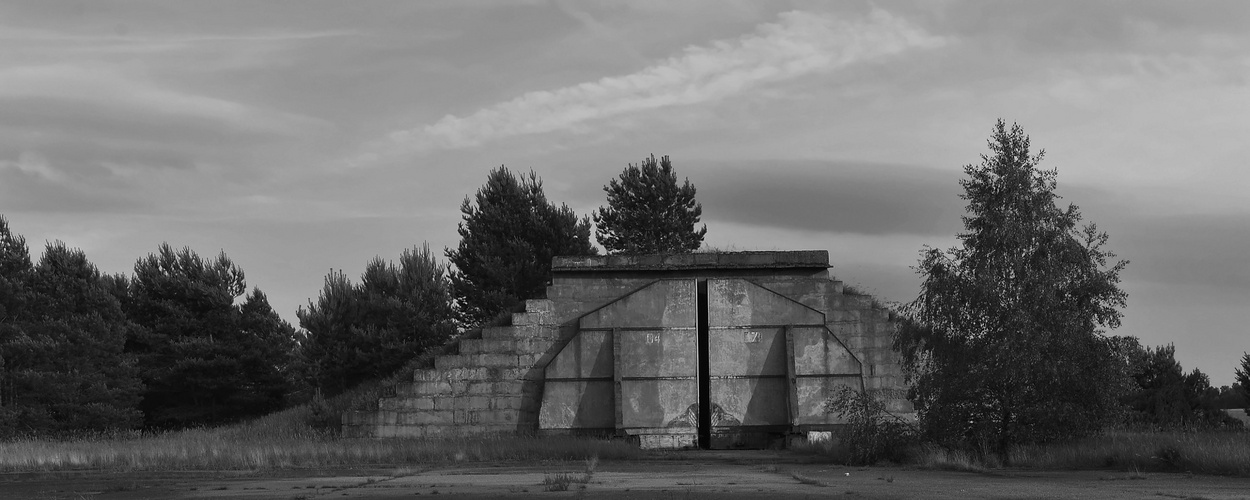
[594, 154, 706, 254]
[446, 167, 596, 327]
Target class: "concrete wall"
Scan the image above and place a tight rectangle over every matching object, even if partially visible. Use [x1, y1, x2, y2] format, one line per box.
[342, 251, 912, 444]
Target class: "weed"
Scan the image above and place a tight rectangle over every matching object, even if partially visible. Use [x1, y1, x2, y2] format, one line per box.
[821, 386, 918, 465]
[542, 460, 595, 493]
[790, 471, 829, 487]
[543, 472, 575, 492]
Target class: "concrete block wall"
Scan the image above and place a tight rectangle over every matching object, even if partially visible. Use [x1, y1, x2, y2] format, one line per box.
[341, 299, 562, 438]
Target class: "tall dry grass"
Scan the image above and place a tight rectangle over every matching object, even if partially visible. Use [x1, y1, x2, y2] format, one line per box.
[913, 430, 1250, 475]
[0, 393, 639, 472]
[0, 430, 640, 472]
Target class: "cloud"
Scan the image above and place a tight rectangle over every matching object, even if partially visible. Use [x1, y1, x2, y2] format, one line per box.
[1106, 212, 1250, 291]
[0, 65, 328, 137]
[689, 160, 965, 237]
[376, 9, 943, 156]
[0, 150, 63, 182]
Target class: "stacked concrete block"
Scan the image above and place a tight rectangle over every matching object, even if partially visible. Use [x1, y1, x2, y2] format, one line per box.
[341, 299, 561, 438]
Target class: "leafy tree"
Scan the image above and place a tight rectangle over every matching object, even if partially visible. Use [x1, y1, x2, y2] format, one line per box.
[125, 244, 297, 428]
[298, 244, 455, 396]
[1237, 352, 1250, 410]
[446, 166, 596, 326]
[594, 154, 707, 254]
[896, 120, 1129, 454]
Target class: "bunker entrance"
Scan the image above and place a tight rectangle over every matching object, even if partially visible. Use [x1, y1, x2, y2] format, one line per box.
[539, 277, 861, 449]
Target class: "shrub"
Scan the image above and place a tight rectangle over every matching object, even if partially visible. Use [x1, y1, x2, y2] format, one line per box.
[824, 386, 918, 465]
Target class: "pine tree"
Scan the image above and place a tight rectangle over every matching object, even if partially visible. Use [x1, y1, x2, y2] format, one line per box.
[1237, 352, 1250, 412]
[446, 167, 596, 326]
[594, 154, 706, 254]
[0, 231, 143, 437]
[0, 216, 35, 434]
[298, 244, 455, 396]
[896, 120, 1129, 453]
[126, 244, 297, 428]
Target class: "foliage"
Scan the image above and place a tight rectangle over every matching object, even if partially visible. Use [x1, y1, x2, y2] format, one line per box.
[297, 244, 455, 397]
[1237, 352, 1250, 408]
[0, 223, 143, 438]
[1121, 343, 1242, 428]
[125, 244, 298, 428]
[1212, 384, 1247, 410]
[593, 154, 707, 254]
[823, 386, 918, 465]
[446, 166, 596, 326]
[895, 120, 1130, 455]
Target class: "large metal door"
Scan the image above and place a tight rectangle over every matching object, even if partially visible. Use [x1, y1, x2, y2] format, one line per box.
[539, 279, 699, 449]
[706, 278, 866, 440]
[705, 278, 829, 447]
[541, 277, 863, 449]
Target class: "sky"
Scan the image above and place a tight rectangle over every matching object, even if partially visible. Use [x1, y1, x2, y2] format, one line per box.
[1, 1, 1247, 385]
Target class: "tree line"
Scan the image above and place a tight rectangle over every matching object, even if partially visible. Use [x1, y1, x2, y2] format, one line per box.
[2, 132, 1247, 442]
[0, 155, 708, 436]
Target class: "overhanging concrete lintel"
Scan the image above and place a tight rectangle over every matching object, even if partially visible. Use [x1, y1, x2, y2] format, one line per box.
[552, 251, 829, 272]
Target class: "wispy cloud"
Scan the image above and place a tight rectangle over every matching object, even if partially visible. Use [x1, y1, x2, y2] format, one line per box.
[0, 64, 328, 137]
[374, 9, 943, 158]
[0, 150, 63, 182]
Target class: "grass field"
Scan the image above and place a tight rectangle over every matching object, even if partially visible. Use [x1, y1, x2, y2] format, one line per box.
[0, 397, 640, 472]
[3, 385, 1247, 476]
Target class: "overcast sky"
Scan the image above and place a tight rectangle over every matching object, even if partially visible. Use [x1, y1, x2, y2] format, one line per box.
[2, 1, 1247, 385]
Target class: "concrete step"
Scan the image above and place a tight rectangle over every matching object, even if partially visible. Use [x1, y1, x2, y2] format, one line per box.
[398, 379, 527, 398]
[524, 299, 554, 313]
[511, 310, 555, 325]
[482, 325, 561, 342]
[482, 326, 517, 341]
[459, 338, 518, 354]
[434, 353, 532, 371]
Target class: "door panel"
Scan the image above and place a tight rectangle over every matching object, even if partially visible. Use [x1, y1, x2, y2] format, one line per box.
[705, 279, 824, 437]
[539, 279, 699, 447]
[617, 327, 699, 429]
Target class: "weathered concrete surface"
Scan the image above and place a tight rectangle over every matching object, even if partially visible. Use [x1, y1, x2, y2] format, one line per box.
[707, 277, 826, 327]
[344, 251, 912, 447]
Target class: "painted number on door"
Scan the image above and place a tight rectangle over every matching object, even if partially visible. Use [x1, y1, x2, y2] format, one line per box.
[743, 331, 761, 343]
[646, 333, 662, 344]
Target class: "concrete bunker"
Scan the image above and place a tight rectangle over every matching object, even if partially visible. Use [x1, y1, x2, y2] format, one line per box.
[343, 251, 912, 449]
